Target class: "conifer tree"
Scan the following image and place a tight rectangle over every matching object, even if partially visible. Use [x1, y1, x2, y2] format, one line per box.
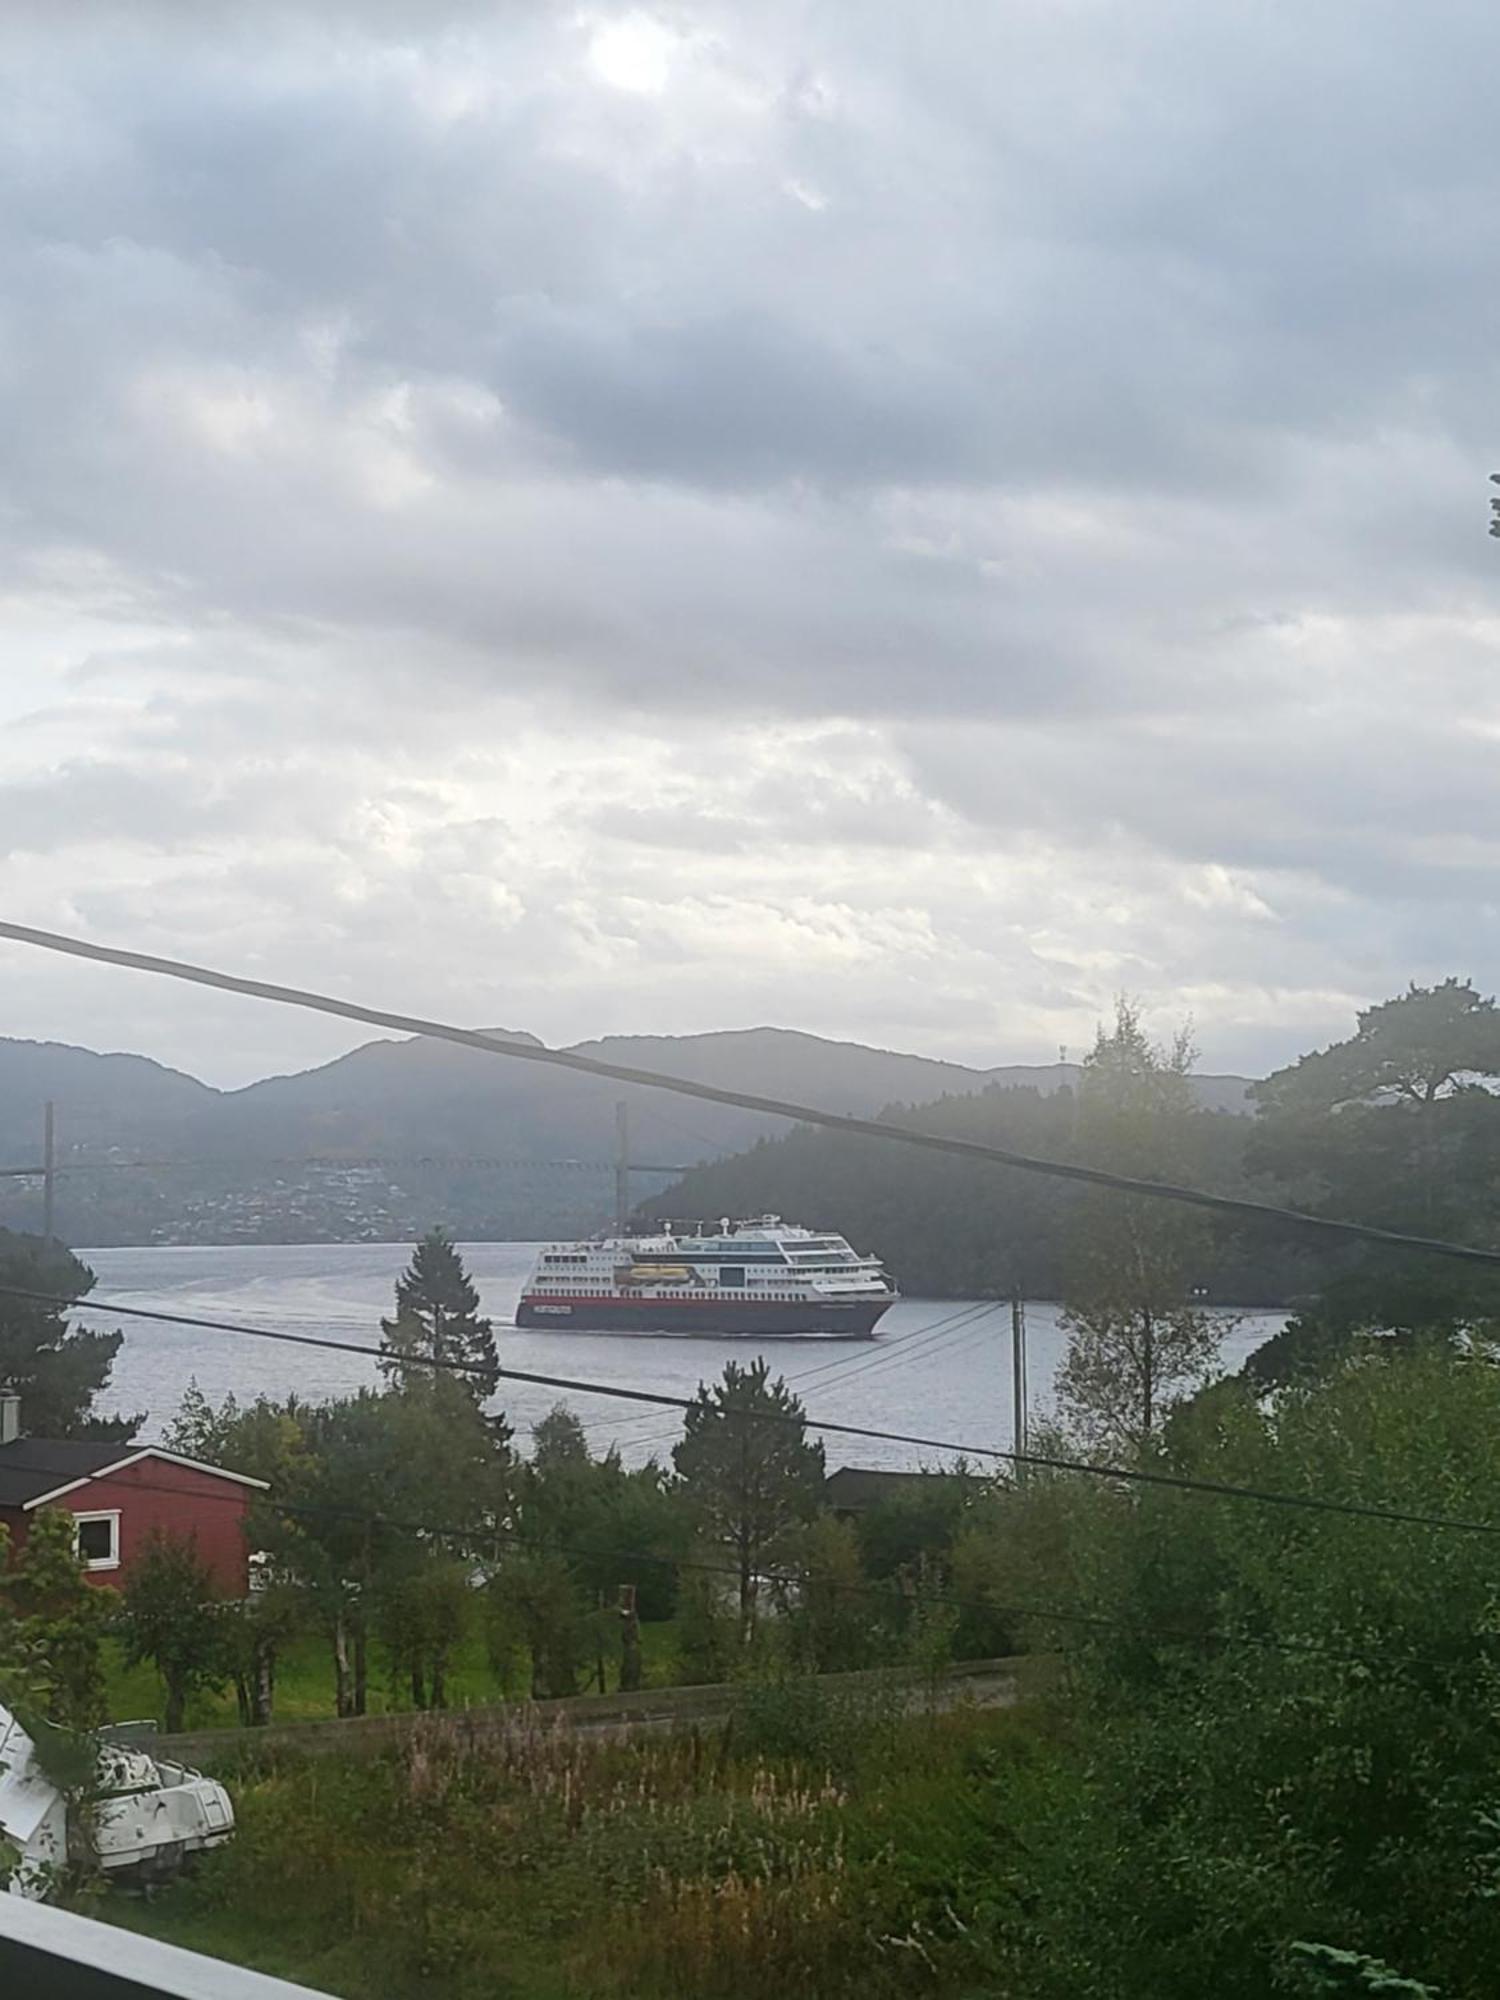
[379, 1230, 500, 1405]
[673, 1359, 824, 1635]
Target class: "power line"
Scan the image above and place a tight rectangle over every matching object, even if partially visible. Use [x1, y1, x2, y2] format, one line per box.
[786, 1300, 995, 1388]
[3, 1277, 1498, 1539]
[788, 1302, 1002, 1394]
[0, 1155, 691, 1178]
[5, 918, 1500, 1270]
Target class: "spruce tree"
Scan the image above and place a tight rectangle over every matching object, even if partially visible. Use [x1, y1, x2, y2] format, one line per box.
[379, 1230, 500, 1405]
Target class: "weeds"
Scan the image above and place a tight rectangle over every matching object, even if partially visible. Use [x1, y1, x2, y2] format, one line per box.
[114, 1689, 1031, 2000]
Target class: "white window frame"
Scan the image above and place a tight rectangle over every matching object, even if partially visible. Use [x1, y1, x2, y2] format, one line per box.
[73, 1509, 121, 1573]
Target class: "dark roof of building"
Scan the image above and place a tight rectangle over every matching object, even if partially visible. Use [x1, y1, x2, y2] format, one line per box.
[0, 1441, 268, 1512]
[823, 1465, 952, 1511]
[0, 1440, 128, 1510]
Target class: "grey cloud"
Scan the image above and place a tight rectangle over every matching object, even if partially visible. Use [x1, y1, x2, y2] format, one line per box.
[2, 2, 1500, 1080]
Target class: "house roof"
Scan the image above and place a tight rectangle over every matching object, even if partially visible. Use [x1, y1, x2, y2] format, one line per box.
[0, 1442, 269, 1512]
[823, 1465, 950, 1511]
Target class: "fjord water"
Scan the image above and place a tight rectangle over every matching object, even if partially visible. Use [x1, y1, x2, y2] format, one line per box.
[87, 1242, 1286, 1471]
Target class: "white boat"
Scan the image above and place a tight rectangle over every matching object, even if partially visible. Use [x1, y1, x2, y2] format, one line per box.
[516, 1215, 896, 1337]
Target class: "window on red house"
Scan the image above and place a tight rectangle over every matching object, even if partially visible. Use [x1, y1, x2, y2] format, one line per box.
[75, 1513, 120, 1569]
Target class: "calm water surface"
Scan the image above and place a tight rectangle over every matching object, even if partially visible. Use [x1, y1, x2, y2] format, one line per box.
[83, 1242, 1286, 1472]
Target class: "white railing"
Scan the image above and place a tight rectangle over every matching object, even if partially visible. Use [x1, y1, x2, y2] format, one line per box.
[0, 1892, 332, 1999]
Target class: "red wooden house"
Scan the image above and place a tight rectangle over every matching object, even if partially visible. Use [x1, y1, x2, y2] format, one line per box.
[0, 1439, 269, 1597]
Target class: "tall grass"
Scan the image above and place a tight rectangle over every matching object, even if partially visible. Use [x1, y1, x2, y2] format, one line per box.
[111, 1678, 1038, 2000]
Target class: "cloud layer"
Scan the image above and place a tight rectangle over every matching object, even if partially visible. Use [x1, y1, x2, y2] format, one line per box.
[3, 1, 1499, 1084]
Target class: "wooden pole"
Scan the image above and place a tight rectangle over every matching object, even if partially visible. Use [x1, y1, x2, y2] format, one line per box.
[1011, 1291, 1028, 1480]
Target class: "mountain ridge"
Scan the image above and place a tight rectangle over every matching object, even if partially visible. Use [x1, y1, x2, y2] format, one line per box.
[0, 1026, 1254, 1243]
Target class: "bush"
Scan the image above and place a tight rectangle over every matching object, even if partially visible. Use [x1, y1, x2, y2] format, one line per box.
[731, 1670, 906, 1775]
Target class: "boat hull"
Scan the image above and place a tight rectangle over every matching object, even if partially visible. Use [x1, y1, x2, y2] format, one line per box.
[515, 1294, 894, 1338]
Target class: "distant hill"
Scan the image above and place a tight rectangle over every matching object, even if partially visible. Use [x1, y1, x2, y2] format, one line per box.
[0, 1039, 215, 1156]
[0, 1027, 1255, 1245]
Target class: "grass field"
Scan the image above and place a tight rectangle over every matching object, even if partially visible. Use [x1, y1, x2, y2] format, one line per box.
[103, 1682, 1039, 2000]
[104, 1618, 685, 1732]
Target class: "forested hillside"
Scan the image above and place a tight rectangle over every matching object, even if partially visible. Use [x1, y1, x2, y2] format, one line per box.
[644, 1082, 1332, 1303]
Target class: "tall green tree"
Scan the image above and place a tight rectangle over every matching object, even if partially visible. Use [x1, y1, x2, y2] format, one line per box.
[1253, 977, 1500, 1116]
[118, 1531, 228, 1733]
[266, 1378, 509, 1717]
[380, 1230, 500, 1405]
[518, 1404, 691, 1624]
[1246, 981, 1500, 1377]
[673, 1360, 825, 1635]
[1055, 1001, 1221, 1458]
[0, 1231, 138, 1440]
[1250, 979, 1500, 1233]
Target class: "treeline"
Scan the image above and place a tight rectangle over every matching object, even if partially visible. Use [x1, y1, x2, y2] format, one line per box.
[645, 1079, 1330, 1303]
[649, 979, 1500, 1315]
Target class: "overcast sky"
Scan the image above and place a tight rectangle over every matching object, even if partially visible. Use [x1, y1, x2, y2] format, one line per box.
[2, 1, 1498, 1088]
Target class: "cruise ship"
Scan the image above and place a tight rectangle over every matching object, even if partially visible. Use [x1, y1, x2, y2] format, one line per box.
[515, 1217, 897, 1337]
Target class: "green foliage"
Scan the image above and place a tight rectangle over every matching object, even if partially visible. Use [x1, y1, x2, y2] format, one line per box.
[118, 1531, 228, 1733]
[176, 1374, 510, 1720]
[948, 1346, 1500, 1998]
[378, 1556, 472, 1710]
[1254, 978, 1500, 1116]
[518, 1403, 692, 1623]
[1056, 1000, 1222, 1455]
[786, 1513, 878, 1673]
[110, 1698, 1021, 1999]
[1242, 1261, 1500, 1391]
[671, 1563, 740, 1686]
[379, 1230, 501, 1407]
[0, 1230, 138, 1439]
[6, 1507, 110, 1729]
[1283, 1943, 1441, 1997]
[854, 1470, 975, 1583]
[731, 1668, 905, 1772]
[1248, 982, 1500, 1264]
[218, 1584, 302, 1727]
[674, 1360, 825, 1633]
[485, 1549, 593, 1699]
[648, 1076, 1306, 1305]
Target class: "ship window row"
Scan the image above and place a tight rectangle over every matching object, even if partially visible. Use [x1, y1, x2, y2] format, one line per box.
[531, 1292, 856, 1301]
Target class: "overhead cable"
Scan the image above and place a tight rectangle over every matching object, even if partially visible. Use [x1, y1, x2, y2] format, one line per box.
[4, 918, 1500, 1268]
[1, 1278, 1496, 1538]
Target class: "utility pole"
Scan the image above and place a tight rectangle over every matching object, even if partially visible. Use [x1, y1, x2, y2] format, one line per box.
[42, 1101, 56, 1242]
[1010, 1289, 1029, 1480]
[615, 1100, 631, 1237]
